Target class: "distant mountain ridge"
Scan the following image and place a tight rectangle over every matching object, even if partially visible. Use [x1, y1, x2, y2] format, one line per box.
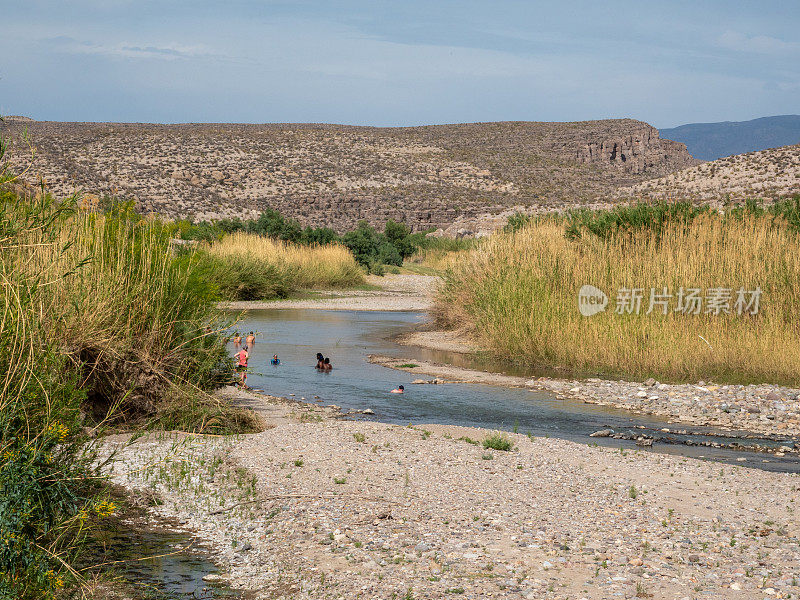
[660, 115, 800, 161]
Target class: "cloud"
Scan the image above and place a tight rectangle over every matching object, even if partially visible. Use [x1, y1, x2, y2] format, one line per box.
[44, 35, 221, 60]
[717, 30, 798, 55]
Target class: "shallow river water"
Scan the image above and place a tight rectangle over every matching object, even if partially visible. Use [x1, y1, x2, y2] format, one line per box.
[232, 308, 800, 473]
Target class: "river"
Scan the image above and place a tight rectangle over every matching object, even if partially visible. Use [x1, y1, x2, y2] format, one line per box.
[231, 308, 800, 473]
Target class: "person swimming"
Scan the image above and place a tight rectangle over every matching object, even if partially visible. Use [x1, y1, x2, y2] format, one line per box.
[271, 354, 280, 365]
[390, 385, 405, 394]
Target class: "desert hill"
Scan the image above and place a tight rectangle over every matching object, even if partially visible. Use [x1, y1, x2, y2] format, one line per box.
[660, 115, 800, 161]
[4, 118, 697, 231]
[618, 143, 800, 202]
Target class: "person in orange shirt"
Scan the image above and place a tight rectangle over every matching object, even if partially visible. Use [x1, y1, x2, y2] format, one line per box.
[234, 345, 249, 387]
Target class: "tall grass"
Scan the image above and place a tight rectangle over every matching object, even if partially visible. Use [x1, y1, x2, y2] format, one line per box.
[9, 198, 236, 418]
[204, 231, 365, 300]
[437, 211, 800, 384]
[406, 236, 479, 274]
[0, 184, 260, 597]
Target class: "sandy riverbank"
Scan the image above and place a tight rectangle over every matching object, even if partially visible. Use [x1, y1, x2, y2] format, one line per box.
[219, 274, 437, 312]
[103, 386, 800, 600]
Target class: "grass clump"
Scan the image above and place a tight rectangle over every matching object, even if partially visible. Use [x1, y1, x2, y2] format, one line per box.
[437, 201, 800, 385]
[204, 231, 364, 300]
[483, 433, 514, 452]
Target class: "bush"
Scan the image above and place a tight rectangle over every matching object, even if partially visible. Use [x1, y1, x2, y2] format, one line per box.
[180, 211, 422, 271]
[205, 255, 293, 300]
[377, 241, 402, 266]
[384, 219, 416, 259]
[342, 221, 383, 266]
[482, 433, 514, 452]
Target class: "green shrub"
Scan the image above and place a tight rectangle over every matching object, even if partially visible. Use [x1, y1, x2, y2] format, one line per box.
[482, 433, 514, 452]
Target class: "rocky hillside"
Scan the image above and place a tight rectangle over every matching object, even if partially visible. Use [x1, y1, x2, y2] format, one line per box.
[3, 118, 697, 231]
[618, 143, 800, 202]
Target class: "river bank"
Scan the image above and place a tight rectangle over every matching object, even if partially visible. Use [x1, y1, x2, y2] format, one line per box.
[219, 274, 436, 312]
[371, 352, 800, 443]
[102, 386, 800, 600]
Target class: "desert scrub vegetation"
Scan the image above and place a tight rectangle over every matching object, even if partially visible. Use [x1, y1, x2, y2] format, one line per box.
[436, 201, 800, 385]
[203, 231, 365, 300]
[179, 208, 428, 276]
[0, 138, 260, 595]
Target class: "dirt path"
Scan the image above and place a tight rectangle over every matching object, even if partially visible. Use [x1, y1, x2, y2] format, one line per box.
[220, 274, 437, 312]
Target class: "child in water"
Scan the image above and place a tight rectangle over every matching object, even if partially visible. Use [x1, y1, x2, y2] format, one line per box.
[323, 357, 332, 371]
[271, 354, 280, 365]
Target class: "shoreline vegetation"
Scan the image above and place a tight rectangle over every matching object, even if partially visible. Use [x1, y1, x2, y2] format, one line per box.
[203, 231, 365, 300]
[176, 206, 475, 279]
[0, 157, 262, 596]
[435, 199, 800, 387]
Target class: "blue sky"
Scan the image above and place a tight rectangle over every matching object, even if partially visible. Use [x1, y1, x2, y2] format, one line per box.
[1, 1, 798, 127]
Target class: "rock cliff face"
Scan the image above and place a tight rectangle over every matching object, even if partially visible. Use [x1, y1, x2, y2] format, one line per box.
[572, 126, 697, 176]
[3, 119, 697, 231]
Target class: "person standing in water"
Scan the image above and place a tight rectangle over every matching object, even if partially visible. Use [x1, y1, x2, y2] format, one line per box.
[323, 357, 332, 371]
[233, 332, 242, 349]
[271, 354, 280, 365]
[316, 353, 325, 369]
[246, 331, 256, 349]
[234, 345, 249, 387]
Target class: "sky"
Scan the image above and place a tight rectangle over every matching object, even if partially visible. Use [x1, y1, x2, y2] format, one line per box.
[1, 1, 798, 128]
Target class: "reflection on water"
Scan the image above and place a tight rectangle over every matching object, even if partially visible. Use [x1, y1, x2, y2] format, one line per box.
[90, 526, 239, 599]
[231, 309, 800, 473]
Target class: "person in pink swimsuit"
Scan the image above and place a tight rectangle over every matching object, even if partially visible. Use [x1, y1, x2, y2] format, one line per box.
[234, 345, 249, 387]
